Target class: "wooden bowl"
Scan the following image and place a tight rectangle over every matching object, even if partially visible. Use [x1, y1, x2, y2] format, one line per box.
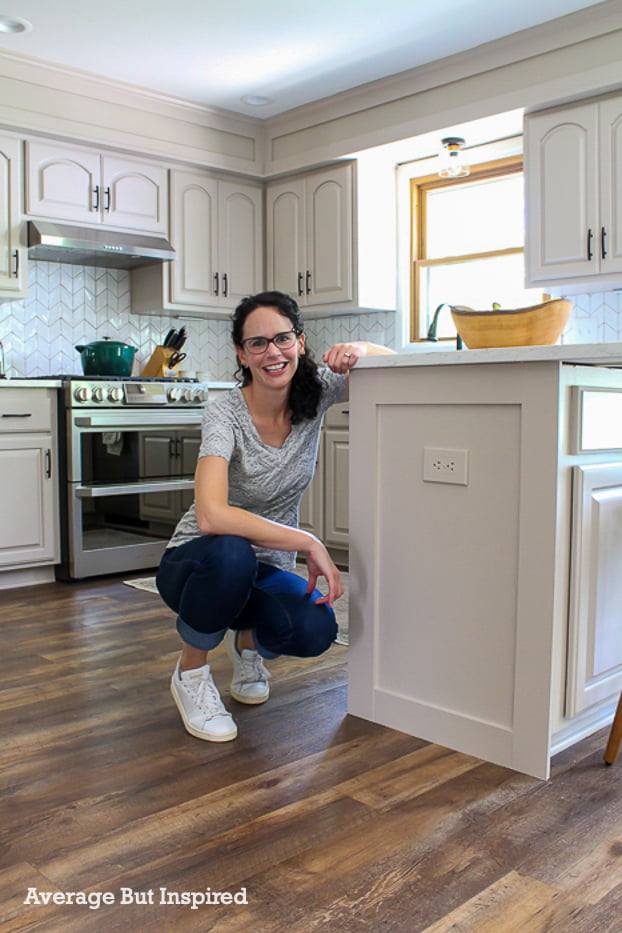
[450, 299, 572, 349]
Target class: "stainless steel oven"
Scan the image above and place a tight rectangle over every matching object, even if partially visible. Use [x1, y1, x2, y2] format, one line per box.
[53, 376, 208, 580]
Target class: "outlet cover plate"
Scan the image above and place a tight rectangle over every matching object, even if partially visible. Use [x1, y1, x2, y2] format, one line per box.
[423, 447, 469, 485]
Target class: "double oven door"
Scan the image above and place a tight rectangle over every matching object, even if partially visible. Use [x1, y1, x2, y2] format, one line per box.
[59, 406, 203, 579]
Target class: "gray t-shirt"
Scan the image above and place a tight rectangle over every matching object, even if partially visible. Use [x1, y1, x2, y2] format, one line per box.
[167, 367, 346, 570]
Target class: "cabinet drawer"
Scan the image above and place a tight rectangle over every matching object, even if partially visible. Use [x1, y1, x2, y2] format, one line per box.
[325, 403, 349, 429]
[0, 389, 55, 433]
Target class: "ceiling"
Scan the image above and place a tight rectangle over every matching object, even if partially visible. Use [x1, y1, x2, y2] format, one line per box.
[0, 0, 608, 119]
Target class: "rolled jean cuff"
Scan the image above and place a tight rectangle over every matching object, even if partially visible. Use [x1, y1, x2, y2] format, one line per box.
[176, 616, 226, 651]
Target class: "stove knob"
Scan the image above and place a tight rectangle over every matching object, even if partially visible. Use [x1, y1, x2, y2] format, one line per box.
[182, 388, 194, 402]
[194, 389, 208, 403]
[168, 386, 182, 402]
[109, 386, 124, 402]
[92, 386, 107, 402]
[74, 385, 92, 403]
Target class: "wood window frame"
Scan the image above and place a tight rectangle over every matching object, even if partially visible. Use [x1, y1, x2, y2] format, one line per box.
[410, 155, 523, 343]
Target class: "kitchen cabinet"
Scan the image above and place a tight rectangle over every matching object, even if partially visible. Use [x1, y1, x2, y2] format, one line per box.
[266, 163, 354, 312]
[0, 387, 59, 571]
[131, 169, 263, 318]
[525, 94, 622, 290]
[299, 403, 349, 563]
[348, 350, 622, 779]
[0, 133, 27, 301]
[25, 139, 168, 234]
[139, 429, 200, 524]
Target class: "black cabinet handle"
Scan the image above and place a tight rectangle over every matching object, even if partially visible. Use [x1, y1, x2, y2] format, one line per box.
[306, 270, 311, 295]
[213, 272, 219, 296]
[45, 449, 52, 479]
[587, 227, 593, 260]
[297, 272, 304, 297]
[2, 412, 32, 418]
[104, 187, 111, 212]
[222, 273, 228, 298]
[12, 249, 19, 278]
[601, 226, 607, 259]
[93, 186, 100, 211]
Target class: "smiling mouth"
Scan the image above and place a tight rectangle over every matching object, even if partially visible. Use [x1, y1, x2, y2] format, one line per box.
[263, 362, 288, 373]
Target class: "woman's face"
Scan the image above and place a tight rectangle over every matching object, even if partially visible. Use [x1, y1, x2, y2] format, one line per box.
[237, 306, 305, 389]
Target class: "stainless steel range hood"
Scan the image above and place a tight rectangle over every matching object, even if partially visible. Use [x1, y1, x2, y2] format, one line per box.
[27, 220, 175, 269]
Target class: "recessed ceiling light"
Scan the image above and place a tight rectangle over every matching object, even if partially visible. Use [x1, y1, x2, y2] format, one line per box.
[0, 15, 33, 33]
[241, 95, 273, 107]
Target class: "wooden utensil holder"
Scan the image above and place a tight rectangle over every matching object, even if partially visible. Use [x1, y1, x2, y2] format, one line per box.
[140, 346, 180, 378]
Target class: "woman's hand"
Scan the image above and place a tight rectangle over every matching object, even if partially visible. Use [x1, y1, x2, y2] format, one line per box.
[322, 342, 363, 374]
[305, 541, 344, 607]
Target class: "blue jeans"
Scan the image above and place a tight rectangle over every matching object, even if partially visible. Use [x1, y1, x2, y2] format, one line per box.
[156, 534, 337, 659]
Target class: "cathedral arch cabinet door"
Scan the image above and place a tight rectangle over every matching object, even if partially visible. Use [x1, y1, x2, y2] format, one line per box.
[0, 133, 27, 299]
[525, 95, 622, 286]
[25, 139, 168, 234]
[266, 162, 354, 310]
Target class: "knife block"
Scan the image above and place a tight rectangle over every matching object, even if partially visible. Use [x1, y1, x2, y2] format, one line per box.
[140, 346, 180, 378]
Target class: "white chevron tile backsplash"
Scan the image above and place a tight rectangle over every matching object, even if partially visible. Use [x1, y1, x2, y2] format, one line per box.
[2, 261, 622, 379]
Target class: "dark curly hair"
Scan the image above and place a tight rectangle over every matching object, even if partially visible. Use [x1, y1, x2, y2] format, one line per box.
[232, 291, 323, 424]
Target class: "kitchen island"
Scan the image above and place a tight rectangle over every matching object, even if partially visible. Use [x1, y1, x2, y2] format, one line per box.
[348, 343, 622, 779]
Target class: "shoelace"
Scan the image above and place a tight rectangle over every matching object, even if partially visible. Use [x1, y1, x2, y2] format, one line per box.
[236, 652, 271, 686]
[187, 672, 227, 719]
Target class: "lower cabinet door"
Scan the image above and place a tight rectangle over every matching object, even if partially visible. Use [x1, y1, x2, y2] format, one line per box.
[0, 435, 58, 566]
[567, 462, 622, 715]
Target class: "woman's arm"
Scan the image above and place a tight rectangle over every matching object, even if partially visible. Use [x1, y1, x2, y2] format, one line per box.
[194, 455, 343, 605]
[322, 340, 396, 398]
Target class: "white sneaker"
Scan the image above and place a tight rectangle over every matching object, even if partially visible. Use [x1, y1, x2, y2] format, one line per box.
[225, 630, 271, 705]
[170, 660, 237, 742]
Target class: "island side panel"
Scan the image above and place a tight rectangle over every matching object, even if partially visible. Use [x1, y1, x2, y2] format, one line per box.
[348, 361, 562, 780]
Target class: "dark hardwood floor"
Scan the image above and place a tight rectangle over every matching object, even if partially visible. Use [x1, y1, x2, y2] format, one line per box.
[1, 575, 621, 932]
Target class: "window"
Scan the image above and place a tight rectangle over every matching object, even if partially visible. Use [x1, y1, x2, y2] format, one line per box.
[410, 157, 545, 342]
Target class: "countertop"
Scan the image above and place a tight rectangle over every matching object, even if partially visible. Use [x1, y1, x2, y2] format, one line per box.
[0, 379, 63, 388]
[357, 342, 622, 370]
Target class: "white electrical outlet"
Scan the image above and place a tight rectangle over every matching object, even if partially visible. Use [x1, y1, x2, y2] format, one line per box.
[422, 447, 469, 485]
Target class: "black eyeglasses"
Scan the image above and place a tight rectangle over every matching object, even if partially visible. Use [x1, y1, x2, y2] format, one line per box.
[240, 330, 298, 354]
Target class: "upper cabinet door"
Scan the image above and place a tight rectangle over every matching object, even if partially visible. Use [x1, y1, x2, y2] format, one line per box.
[102, 156, 168, 234]
[26, 141, 168, 233]
[266, 178, 306, 300]
[26, 140, 100, 224]
[599, 98, 622, 276]
[306, 164, 353, 306]
[218, 180, 263, 305]
[169, 170, 218, 306]
[0, 134, 26, 297]
[525, 103, 599, 281]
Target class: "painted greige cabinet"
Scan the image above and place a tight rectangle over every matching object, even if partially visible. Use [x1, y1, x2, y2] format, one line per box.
[0, 388, 59, 569]
[25, 139, 168, 233]
[0, 133, 27, 300]
[132, 169, 262, 318]
[349, 354, 622, 780]
[525, 94, 622, 289]
[299, 404, 349, 561]
[266, 163, 354, 312]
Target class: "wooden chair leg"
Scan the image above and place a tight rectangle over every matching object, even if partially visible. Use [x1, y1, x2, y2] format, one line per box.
[604, 691, 622, 765]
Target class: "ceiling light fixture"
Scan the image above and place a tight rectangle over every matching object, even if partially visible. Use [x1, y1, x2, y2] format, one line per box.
[241, 95, 273, 107]
[0, 14, 32, 33]
[438, 137, 470, 178]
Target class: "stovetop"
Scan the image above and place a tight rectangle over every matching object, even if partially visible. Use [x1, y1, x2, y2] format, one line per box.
[31, 374, 199, 383]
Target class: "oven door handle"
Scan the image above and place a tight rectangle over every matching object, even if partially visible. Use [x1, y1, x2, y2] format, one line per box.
[73, 412, 204, 428]
[75, 479, 196, 498]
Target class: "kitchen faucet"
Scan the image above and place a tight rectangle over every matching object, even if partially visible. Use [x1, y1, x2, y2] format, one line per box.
[426, 303, 463, 349]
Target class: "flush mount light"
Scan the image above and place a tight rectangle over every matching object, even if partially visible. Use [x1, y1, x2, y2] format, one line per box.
[438, 137, 470, 178]
[0, 14, 32, 33]
[241, 95, 273, 107]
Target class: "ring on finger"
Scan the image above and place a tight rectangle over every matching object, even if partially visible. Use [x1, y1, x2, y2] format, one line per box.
[343, 352, 352, 358]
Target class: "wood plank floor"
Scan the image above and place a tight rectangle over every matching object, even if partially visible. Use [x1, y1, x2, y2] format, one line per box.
[1, 575, 621, 932]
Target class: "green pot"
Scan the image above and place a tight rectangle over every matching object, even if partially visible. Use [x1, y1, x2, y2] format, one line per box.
[75, 338, 138, 377]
